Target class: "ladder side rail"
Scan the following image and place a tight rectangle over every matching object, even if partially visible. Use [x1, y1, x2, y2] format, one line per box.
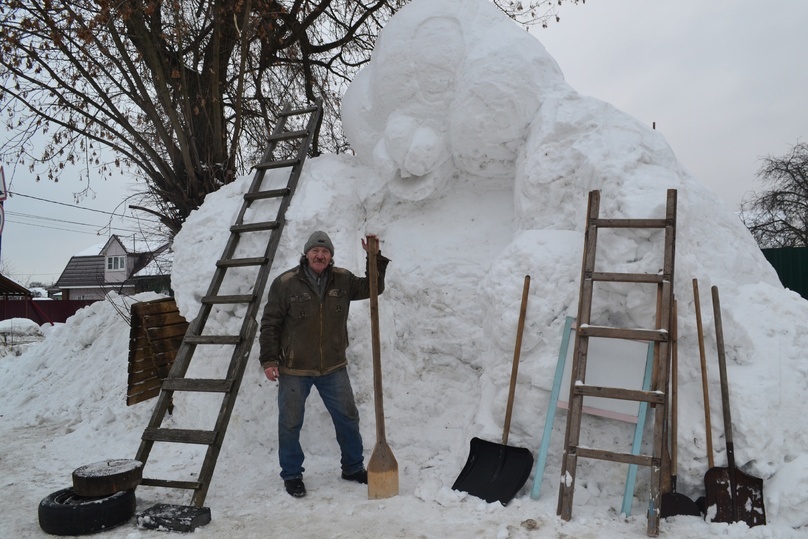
[192, 318, 259, 506]
[558, 190, 600, 516]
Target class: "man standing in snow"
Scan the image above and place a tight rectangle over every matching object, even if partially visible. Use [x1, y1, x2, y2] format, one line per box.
[258, 231, 390, 498]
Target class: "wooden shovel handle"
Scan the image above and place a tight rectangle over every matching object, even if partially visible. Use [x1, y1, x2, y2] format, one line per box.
[711, 286, 736, 467]
[693, 278, 714, 468]
[367, 236, 386, 443]
[502, 275, 530, 446]
[671, 299, 679, 476]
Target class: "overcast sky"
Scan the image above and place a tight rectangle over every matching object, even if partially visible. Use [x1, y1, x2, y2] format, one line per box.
[2, 0, 806, 286]
[536, 0, 808, 209]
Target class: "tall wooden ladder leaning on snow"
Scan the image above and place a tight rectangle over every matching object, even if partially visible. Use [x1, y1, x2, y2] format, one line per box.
[134, 99, 324, 509]
[556, 189, 677, 537]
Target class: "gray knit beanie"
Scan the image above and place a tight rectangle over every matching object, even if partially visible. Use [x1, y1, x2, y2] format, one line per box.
[304, 231, 334, 255]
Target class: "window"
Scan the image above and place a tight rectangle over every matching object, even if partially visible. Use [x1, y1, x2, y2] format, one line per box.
[107, 255, 126, 271]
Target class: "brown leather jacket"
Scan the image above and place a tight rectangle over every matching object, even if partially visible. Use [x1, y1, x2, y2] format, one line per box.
[258, 254, 390, 375]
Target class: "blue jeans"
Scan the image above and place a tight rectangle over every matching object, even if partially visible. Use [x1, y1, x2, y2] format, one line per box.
[277, 367, 364, 480]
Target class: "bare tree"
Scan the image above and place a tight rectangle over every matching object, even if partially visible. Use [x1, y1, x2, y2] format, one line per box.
[741, 141, 808, 248]
[1, 0, 580, 235]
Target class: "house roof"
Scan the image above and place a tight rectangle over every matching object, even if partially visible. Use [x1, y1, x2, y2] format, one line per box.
[54, 236, 172, 290]
[0, 273, 32, 297]
[54, 256, 107, 289]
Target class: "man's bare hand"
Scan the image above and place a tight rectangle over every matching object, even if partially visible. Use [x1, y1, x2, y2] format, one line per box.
[362, 233, 380, 253]
[264, 366, 279, 382]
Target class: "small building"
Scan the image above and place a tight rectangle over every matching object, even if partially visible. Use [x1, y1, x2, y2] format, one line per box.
[55, 235, 172, 301]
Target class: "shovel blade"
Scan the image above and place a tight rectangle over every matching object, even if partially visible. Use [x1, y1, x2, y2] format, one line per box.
[660, 492, 701, 519]
[451, 437, 534, 506]
[704, 466, 766, 527]
[368, 441, 399, 499]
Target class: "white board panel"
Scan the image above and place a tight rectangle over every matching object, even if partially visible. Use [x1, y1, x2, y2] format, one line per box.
[557, 324, 652, 423]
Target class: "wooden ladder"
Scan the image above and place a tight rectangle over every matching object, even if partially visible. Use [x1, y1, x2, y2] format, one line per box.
[556, 189, 677, 537]
[134, 99, 324, 508]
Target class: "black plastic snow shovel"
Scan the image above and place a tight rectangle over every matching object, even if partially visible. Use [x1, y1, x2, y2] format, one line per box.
[660, 300, 701, 518]
[703, 286, 766, 527]
[452, 275, 534, 506]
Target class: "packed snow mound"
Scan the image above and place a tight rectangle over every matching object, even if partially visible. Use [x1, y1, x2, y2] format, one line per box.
[176, 0, 808, 530]
[0, 317, 44, 336]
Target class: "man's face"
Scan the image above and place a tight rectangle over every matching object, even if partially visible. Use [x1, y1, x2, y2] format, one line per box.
[306, 247, 332, 274]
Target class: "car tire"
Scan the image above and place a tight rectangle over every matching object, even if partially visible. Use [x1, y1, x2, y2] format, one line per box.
[38, 487, 136, 536]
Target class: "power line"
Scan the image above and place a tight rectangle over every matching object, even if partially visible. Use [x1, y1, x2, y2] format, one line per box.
[3, 218, 126, 235]
[8, 190, 153, 223]
[5, 210, 142, 233]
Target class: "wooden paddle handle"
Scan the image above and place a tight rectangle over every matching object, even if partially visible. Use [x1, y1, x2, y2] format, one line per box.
[368, 236, 386, 444]
[502, 275, 530, 446]
[693, 278, 714, 468]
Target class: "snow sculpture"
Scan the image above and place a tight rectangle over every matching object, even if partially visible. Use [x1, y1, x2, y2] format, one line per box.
[342, 0, 564, 200]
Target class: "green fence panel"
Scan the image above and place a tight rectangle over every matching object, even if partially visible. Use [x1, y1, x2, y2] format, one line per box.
[762, 247, 808, 300]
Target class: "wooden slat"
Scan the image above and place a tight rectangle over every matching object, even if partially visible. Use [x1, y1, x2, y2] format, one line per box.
[183, 335, 241, 345]
[574, 447, 657, 467]
[146, 324, 188, 341]
[572, 385, 665, 404]
[592, 218, 668, 229]
[589, 272, 665, 284]
[141, 312, 188, 327]
[280, 104, 319, 116]
[140, 478, 203, 490]
[243, 189, 291, 202]
[267, 129, 307, 142]
[142, 427, 217, 445]
[148, 336, 186, 355]
[131, 298, 183, 316]
[252, 159, 299, 171]
[161, 378, 234, 393]
[230, 221, 278, 233]
[578, 325, 668, 342]
[201, 294, 254, 304]
[216, 257, 267, 268]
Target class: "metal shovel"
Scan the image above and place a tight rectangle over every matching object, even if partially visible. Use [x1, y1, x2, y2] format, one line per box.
[703, 286, 766, 526]
[451, 275, 534, 505]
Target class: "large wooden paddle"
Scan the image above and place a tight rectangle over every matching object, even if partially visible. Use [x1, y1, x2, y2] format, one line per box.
[366, 235, 399, 499]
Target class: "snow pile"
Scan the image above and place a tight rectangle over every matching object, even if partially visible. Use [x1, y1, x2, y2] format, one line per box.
[1, 0, 807, 537]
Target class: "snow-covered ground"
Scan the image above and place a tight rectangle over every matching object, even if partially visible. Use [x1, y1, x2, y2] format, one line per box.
[2, 1, 807, 537]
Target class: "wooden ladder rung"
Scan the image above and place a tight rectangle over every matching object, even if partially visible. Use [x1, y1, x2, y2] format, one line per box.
[183, 335, 241, 345]
[253, 159, 299, 171]
[590, 272, 666, 284]
[572, 384, 665, 405]
[140, 478, 203, 490]
[201, 294, 254, 304]
[578, 325, 668, 342]
[161, 378, 235, 393]
[593, 218, 668, 229]
[574, 447, 657, 467]
[267, 129, 308, 142]
[280, 105, 319, 116]
[142, 427, 217, 445]
[244, 188, 291, 201]
[216, 257, 267, 268]
[230, 221, 279, 233]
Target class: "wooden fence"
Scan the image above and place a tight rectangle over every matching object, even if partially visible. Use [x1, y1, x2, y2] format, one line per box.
[0, 299, 97, 324]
